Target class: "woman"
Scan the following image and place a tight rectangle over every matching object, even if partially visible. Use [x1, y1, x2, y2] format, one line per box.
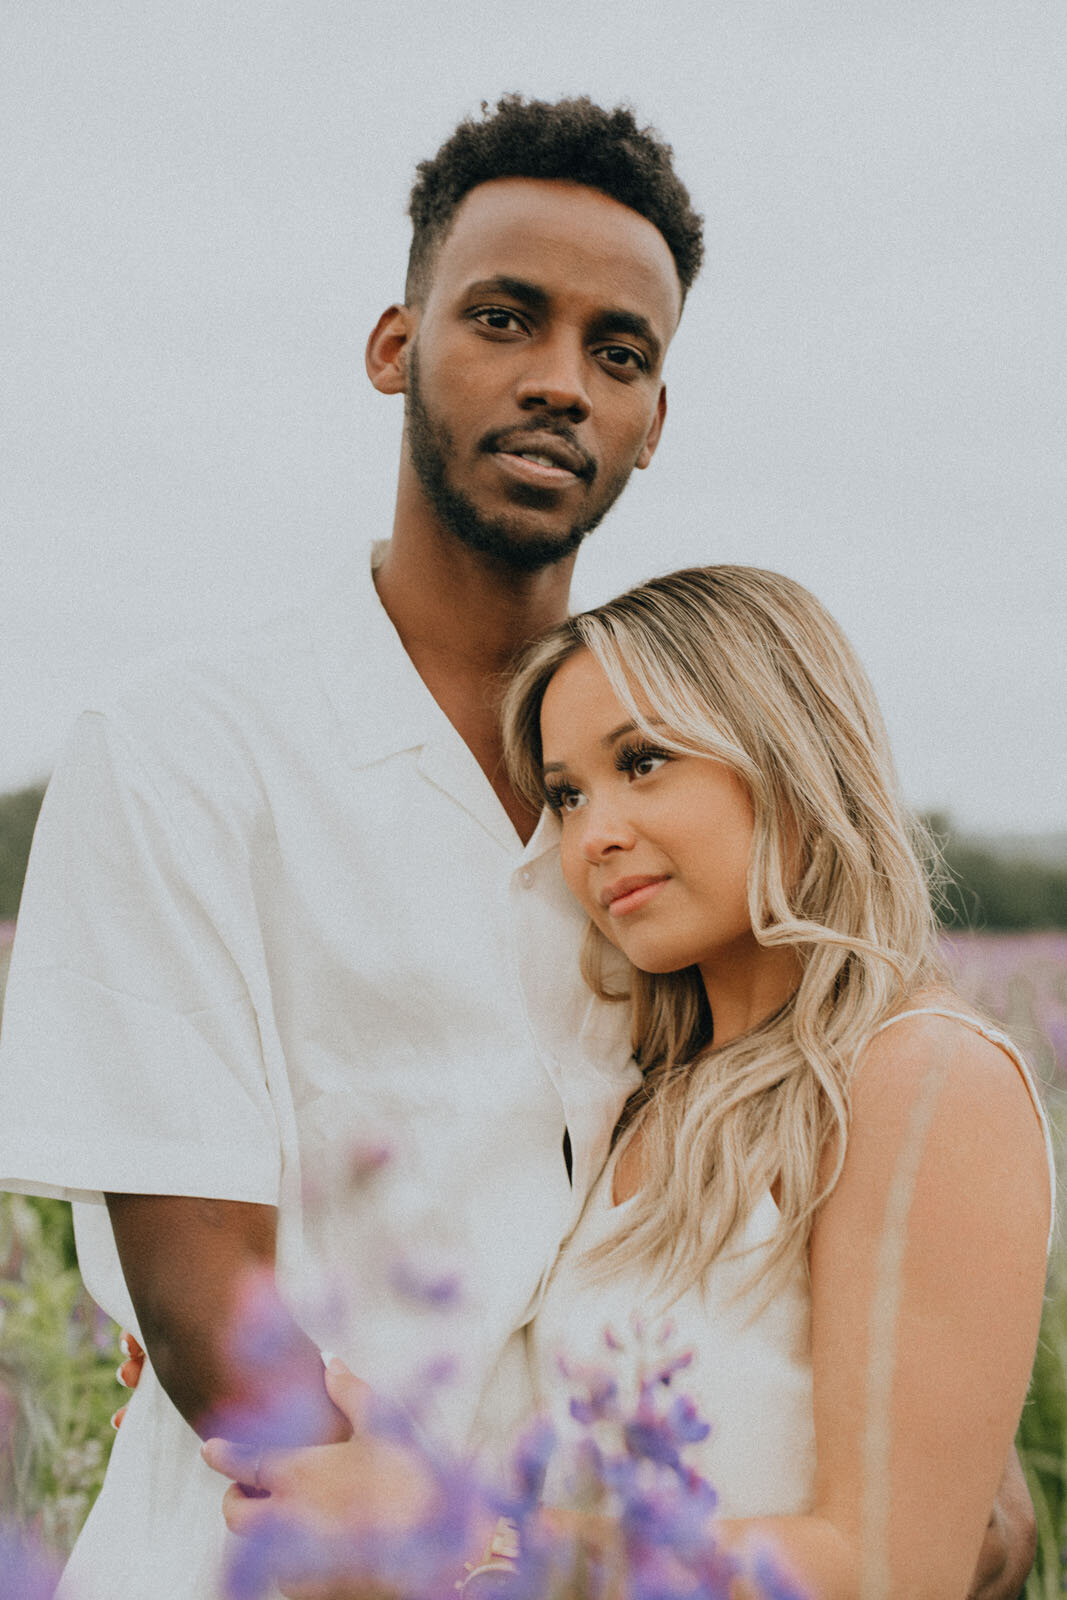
[207, 566, 1054, 1597]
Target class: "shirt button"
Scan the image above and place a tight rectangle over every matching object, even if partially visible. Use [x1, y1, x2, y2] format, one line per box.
[520, 868, 534, 888]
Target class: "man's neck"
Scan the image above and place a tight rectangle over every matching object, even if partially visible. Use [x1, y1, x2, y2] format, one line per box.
[373, 520, 575, 843]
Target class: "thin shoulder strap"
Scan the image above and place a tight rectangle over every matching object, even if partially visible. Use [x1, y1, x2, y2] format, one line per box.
[872, 1007, 1057, 1250]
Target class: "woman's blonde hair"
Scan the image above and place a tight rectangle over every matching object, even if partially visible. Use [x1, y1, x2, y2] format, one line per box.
[502, 565, 946, 1304]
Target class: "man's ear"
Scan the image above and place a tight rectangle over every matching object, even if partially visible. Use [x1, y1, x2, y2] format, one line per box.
[636, 384, 668, 470]
[365, 304, 417, 394]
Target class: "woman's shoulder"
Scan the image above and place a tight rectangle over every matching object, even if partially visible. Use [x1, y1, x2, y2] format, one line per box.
[856, 986, 1030, 1093]
[848, 987, 1054, 1241]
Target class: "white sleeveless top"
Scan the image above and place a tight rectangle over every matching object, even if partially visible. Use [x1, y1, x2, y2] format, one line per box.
[529, 1009, 1056, 1518]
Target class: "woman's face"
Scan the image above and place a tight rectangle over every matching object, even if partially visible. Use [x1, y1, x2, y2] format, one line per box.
[539, 649, 763, 989]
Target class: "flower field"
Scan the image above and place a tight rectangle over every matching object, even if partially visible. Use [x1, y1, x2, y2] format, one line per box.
[0, 929, 1064, 1594]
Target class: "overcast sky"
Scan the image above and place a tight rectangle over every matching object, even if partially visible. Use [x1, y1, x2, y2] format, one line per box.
[3, 0, 1064, 832]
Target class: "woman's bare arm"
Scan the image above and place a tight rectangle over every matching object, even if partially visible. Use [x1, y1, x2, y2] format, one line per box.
[716, 1012, 1050, 1598]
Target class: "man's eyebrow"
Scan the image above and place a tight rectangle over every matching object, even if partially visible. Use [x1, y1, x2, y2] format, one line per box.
[464, 281, 662, 363]
[590, 311, 662, 365]
[465, 276, 550, 312]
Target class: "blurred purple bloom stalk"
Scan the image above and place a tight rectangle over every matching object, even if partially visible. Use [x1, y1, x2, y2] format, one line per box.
[220, 1313, 805, 1600]
[0, 1516, 63, 1600]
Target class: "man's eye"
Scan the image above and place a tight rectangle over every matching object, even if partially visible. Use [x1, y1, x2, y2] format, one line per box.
[597, 345, 647, 373]
[472, 307, 526, 333]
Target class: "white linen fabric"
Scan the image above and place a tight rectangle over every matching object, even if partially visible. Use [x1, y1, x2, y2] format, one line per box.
[0, 544, 638, 1599]
[530, 1009, 1056, 1519]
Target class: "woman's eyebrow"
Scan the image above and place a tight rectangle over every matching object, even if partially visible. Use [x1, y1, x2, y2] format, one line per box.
[542, 719, 665, 775]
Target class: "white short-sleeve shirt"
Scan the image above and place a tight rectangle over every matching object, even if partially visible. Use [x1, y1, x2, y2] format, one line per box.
[0, 544, 638, 1598]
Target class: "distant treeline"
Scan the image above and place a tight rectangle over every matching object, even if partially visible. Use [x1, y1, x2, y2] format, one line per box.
[1, 783, 1066, 931]
[932, 822, 1067, 932]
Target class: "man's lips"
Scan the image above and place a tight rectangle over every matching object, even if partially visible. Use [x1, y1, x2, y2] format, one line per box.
[485, 429, 594, 484]
[600, 875, 670, 917]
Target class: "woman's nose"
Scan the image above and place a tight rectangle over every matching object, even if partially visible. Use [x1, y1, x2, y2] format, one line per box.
[578, 799, 637, 863]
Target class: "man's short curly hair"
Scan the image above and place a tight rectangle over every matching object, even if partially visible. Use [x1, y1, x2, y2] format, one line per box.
[406, 94, 704, 305]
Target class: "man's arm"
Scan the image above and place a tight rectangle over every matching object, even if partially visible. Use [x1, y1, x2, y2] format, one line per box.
[106, 1193, 347, 1447]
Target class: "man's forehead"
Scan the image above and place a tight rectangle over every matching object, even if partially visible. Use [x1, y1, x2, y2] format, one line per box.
[430, 176, 683, 328]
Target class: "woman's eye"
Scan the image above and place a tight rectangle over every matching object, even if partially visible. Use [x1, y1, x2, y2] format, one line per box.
[617, 746, 669, 780]
[546, 786, 586, 814]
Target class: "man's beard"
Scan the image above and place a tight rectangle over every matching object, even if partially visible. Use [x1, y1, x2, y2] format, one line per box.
[404, 346, 632, 574]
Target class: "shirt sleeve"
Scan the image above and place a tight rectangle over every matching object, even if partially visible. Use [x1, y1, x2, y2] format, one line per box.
[0, 708, 280, 1209]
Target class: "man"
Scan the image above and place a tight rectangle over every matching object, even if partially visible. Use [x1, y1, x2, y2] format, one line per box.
[0, 96, 1033, 1598]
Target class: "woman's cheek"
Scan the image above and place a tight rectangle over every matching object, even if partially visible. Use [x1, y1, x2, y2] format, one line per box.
[558, 839, 589, 907]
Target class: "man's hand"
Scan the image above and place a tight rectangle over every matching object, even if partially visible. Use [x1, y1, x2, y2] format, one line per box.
[967, 1447, 1036, 1600]
[111, 1331, 146, 1430]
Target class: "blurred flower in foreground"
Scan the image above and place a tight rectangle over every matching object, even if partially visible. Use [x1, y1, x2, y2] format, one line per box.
[0, 1517, 63, 1600]
[203, 1266, 340, 1452]
[221, 1320, 804, 1600]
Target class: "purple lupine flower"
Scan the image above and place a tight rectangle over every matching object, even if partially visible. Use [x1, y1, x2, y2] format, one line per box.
[226, 1266, 306, 1371]
[569, 1368, 620, 1425]
[90, 1302, 117, 1354]
[205, 1374, 332, 1451]
[226, 1509, 362, 1600]
[623, 1409, 683, 1470]
[748, 1543, 813, 1599]
[651, 1348, 695, 1388]
[388, 1258, 464, 1309]
[346, 1138, 393, 1187]
[668, 1393, 712, 1445]
[508, 1414, 558, 1507]
[0, 1519, 63, 1600]
[679, 1461, 719, 1514]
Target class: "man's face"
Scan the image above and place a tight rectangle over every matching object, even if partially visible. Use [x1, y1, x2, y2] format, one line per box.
[400, 178, 683, 573]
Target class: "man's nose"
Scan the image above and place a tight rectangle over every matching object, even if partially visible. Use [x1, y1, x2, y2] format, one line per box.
[516, 334, 591, 422]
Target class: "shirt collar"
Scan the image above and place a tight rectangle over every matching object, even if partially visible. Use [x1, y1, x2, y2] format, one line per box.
[307, 544, 562, 859]
[308, 542, 454, 770]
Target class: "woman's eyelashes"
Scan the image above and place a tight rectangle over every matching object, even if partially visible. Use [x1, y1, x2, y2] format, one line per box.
[613, 738, 670, 779]
[543, 741, 672, 814]
[543, 777, 585, 815]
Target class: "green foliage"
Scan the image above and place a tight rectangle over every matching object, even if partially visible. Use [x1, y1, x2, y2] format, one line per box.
[0, 784, 45, 922]
[928, 815, 1067, 932]
[946, 932, 1067, 1595]
[0, 1195, 119, 1556]
[1020, 1268, 1067, 1600]
[942, 844, 1067, 931]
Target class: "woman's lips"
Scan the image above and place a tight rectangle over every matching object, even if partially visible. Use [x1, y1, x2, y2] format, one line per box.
[602, 876, 670, 917]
